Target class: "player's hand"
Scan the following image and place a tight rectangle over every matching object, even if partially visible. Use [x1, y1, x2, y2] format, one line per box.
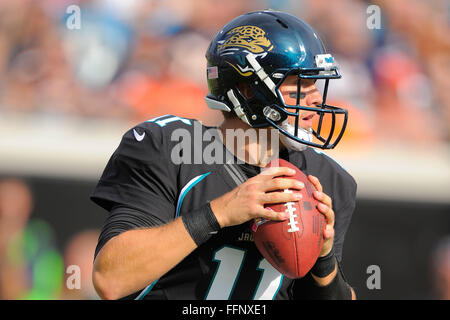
[210, 166, 304, 228]
[308, 175, 335, 257]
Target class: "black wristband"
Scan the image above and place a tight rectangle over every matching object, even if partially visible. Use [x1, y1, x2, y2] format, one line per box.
[181, 202, 221, 246]
[310, 247, 336, 278]
[308, 261, 353, 300]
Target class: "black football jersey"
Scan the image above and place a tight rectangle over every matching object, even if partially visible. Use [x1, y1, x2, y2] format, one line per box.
[91, 115, 357, 300]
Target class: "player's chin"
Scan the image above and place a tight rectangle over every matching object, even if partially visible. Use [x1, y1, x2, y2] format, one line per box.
[299, 121, 313, 131]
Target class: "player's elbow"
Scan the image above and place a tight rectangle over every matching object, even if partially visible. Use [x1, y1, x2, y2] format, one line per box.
[92, 267, 118, 300]
[92, 258, 125, 300]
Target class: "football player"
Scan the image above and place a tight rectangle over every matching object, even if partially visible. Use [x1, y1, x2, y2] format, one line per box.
[91, 10, 356, 300]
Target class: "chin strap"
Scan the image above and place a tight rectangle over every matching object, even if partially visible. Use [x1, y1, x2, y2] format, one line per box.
[279, 120, 312, 151]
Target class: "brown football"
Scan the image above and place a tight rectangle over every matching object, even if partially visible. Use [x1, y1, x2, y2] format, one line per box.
[251, 158, 325, 278]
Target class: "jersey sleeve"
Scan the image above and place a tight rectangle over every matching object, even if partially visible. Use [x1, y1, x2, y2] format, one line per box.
[94, 204, 165, 259]
[90, 121, 178, 224]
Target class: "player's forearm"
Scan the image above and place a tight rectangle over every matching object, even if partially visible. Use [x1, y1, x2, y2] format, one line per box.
[92, 217, 196, 300]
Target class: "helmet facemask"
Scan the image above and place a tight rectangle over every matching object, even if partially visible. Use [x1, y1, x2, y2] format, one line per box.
[268, 67, 348, 150]
[226, 53, 348, 150]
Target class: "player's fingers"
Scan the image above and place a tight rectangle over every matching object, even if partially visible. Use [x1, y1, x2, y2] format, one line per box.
[264, 178, 304, 192]
[323, 225, 335, 239]
[262, 190, 302, 204]
[308, 175, 323, 192]
[259, 166, 296, 179]
[313, 190, 332, 208]
[258, 207, 289, 221]
[317, 203, 335, 227]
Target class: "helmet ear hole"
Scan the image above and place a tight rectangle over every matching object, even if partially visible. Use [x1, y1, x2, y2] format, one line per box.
[237, 83, 255, 99]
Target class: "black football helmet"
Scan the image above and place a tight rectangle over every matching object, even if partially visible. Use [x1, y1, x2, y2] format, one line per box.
[205, 10, 348, 149]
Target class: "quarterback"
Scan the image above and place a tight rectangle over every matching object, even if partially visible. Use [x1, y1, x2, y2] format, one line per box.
[91, 10, 356, 300]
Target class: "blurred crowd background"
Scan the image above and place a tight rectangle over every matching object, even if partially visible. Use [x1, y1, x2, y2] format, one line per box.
[0, 0, 449, 300]
[0, 0, 449, 145]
